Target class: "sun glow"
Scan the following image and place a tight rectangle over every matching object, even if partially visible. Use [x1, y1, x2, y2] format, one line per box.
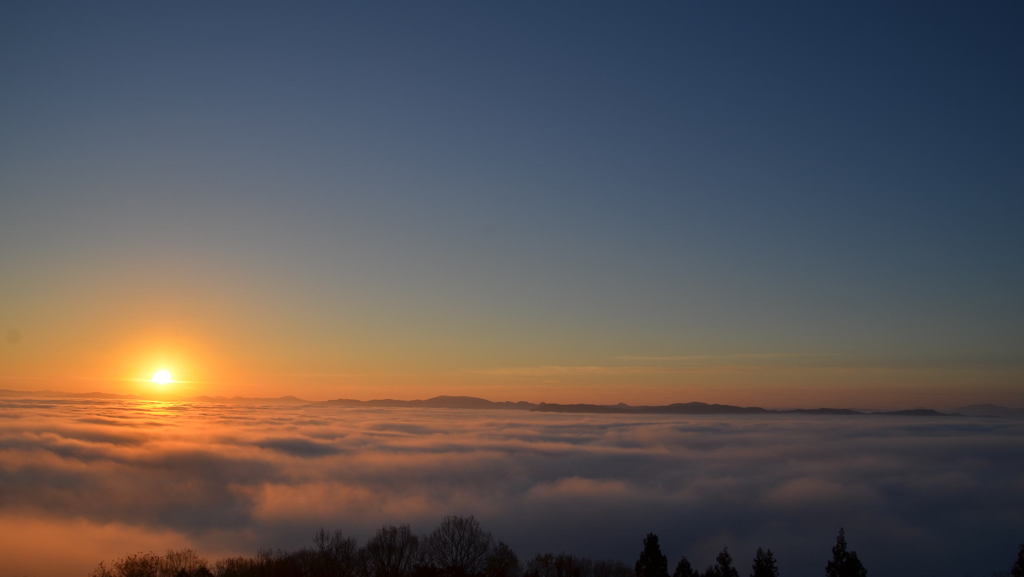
[151, 369, 173, 386]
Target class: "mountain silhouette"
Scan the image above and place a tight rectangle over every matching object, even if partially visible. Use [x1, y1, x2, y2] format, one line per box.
[0, 389, 967, 416]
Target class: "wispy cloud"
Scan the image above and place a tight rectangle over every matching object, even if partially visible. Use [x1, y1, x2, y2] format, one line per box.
[466, 365, 677, 377]
[467, 353, 842, 377]
[614, 352, 840, 364]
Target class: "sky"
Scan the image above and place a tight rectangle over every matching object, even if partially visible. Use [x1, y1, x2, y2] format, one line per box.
[2, 2, 1023, 407]
[2, 396, 1023, 577]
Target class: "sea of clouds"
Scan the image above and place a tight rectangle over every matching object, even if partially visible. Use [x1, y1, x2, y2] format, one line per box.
[1, 395, 1022, 577]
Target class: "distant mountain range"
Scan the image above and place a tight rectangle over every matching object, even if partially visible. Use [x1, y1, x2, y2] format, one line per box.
[955, 404, 1024, 418]
[4, 388, 1020, 417]
[317, 395, 536, 411]
[312, 395, 959, 416]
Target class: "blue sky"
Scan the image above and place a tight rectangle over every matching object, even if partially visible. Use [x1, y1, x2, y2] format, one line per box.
[2, 1, 1022, 405]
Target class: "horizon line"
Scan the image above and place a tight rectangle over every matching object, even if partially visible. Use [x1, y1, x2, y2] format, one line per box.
[1, 386, 1017, 414]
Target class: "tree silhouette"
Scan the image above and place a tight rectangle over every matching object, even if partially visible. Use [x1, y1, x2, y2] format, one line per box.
[313, 528, 358, 577]
[706, 547, 738, 577]
[89, 550, 213, 577]
[523, 553, 557, 577]
[825, 529, 866, 577]
[635, 533, 669, 577]
[750, 548, 778, 577]
[672, 556, 697, 577]
[594, 560, 634, 577]
[81, 520, 905, 577]
[365, 525, 420, 577]
[1011, 544, 1024, 577]
[673, 556, 698, 577]
[423, 515, 494, 577]
[525, 553, 589, 577]
[215, 556, 258, 577]
[486, 541, 521, 577]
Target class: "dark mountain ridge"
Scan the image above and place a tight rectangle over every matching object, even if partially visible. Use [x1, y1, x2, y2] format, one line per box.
[0, 389, 977, 416]
[312, 395, 957, 416]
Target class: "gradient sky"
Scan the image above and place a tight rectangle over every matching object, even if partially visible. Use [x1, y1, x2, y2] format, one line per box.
[2, 2, 1022, 407]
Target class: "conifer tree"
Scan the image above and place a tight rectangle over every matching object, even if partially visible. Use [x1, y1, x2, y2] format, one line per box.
[825, 529, 866, 577]
[674, 556, 698, 577]
[635, 533, 670, 577]
[1011, 544, 1024, 577]
[712, 547, 739, 577]
[750, 548, 778, 577]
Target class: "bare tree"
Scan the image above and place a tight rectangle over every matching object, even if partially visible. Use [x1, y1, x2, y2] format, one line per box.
[314, 528, 359, 577]
[594, 560, 633, 577]
[423, 515, 494, 577]
[214, 556, 258, 577]
[90, 550, 211, 577]
[163, 549, 211, 576]
[524, 553, 591, 577]
[365, 525, 421, 577]
[486, 541, 522, 577]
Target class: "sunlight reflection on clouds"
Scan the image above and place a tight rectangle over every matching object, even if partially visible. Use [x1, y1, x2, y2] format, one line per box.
[1, 396, 1022, 577]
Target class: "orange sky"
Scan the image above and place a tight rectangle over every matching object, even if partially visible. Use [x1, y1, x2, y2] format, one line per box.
[2, 323, 1019, 409]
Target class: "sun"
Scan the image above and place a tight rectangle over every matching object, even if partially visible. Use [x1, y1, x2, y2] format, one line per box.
[151, 369, 174, 386]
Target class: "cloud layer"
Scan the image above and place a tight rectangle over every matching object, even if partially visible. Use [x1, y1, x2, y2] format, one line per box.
[1, 396, 1023, 577]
